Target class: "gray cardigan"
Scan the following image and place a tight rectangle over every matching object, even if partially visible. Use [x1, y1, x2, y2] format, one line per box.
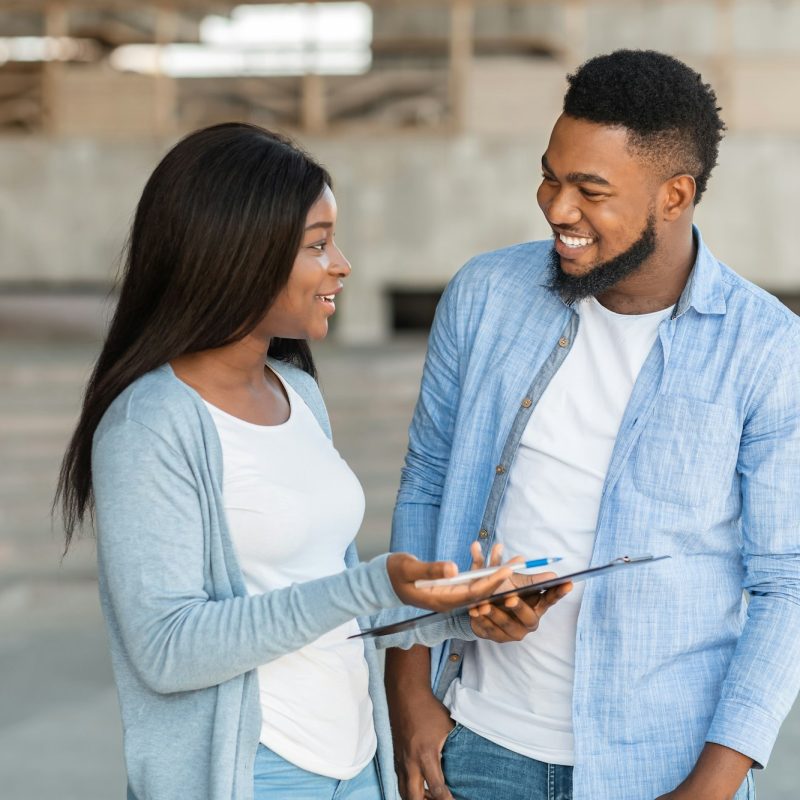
[92, 361, 475, 800]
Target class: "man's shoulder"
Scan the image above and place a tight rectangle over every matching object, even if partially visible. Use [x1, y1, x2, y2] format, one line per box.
[453, 239, 553, 290]
[718, 262, 800, 337]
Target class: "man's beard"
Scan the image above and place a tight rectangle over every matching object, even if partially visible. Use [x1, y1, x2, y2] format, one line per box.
[548, 213, 657, 305]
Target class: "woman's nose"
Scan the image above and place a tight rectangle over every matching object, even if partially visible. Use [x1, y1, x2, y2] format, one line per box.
[331, 244, 351, 277]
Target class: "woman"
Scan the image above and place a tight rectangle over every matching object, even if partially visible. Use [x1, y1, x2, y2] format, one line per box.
[55, 123, 567, 800]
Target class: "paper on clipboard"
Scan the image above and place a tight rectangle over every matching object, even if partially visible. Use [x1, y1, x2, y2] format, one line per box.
[350, 554, 671, 640]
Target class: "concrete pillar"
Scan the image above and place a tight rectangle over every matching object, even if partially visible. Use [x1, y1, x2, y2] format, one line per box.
[562, 0, 587, 71]
[713, 0, 735, 112]
[154, 1, 178, 137]
[301, 73, 327, 134]
[42, 2, 68, 135]
[448, 0, 474, 134]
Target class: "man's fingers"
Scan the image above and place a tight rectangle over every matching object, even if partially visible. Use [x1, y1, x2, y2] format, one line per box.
[501, 594, 541, 628]
[541, 581, 575, 608]
[469, 612, 515, 643]
[469, 540, 483, 570]
[419, 750, 453, 800]
[533, 582, 573, 610]
[472, 602, 533, 639]
[399, 760, 427, 800]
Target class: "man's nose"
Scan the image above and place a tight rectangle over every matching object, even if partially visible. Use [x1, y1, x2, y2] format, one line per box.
[543, 189, 582, 227]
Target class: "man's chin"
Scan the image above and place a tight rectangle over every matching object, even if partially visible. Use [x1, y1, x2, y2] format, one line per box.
[547, 214, 657, 303]
[555, 254, 595, 278]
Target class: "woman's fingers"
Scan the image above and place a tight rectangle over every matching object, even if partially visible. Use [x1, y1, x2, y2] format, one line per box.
[388, 550, 574, 615]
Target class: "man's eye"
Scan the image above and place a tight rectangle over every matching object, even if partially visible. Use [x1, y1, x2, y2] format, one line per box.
[581, 189, 603, 199]
[541, 173, 558, 183]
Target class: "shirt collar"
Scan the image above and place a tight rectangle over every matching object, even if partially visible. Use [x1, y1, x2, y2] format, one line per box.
[538, 225, 727, 317]
[672, 225, 727, 318]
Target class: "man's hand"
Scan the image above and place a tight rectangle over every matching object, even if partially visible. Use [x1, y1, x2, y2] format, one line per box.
[385, 646, 455, 800]
[467, 541, 572, 643]
[654, 743, 753, 800]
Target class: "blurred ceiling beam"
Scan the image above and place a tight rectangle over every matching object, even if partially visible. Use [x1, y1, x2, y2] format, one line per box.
[0, 0, 663, 10]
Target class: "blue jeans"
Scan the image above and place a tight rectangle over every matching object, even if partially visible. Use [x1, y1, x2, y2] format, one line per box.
[441, 723, 757, 800]
[253, 744, 382, 800]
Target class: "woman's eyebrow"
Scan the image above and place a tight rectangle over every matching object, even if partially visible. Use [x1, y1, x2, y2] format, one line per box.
[304, 221, 333, 232]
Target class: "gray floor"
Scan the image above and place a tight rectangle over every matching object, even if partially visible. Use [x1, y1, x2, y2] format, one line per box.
[1, 330, 798, 799]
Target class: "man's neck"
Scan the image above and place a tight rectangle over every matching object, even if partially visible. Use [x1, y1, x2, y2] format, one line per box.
[596, 230, 697, 315]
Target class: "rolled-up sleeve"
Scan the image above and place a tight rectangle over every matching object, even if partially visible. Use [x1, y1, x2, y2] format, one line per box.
[706, 324, 800, 767]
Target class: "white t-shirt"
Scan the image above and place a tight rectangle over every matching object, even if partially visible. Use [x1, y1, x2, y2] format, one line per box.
[445, 296, 673, 765]
[204, 369, 376, 779]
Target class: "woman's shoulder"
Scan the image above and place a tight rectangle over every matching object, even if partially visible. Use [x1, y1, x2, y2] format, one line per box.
[268, 358, 331, 439]
[96, 364, 204, 445]
[268, 358, 317, 394]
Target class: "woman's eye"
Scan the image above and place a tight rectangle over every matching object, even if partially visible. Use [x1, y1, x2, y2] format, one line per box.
[309, 242, 326, 252]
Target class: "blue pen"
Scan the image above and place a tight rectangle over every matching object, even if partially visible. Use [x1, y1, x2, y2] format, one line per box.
[414, 557, 563, 588]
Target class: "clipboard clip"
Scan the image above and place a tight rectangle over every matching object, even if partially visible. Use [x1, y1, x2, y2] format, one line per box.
[618, 554, 654, 564]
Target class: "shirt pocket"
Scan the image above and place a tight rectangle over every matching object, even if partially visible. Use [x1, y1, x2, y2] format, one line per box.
[633, 395, 738, 508]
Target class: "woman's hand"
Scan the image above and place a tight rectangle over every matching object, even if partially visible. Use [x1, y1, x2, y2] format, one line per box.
[467, 541, 572, 643]
[386, 552, 515, 612]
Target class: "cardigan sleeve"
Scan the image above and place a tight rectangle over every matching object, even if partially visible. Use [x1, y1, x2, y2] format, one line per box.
[93, 417, 402, 695]
[371, 612, 478, 650]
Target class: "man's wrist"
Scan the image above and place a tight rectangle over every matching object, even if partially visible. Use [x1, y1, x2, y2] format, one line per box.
[384, 645, 434, 698]
[673, 742, 753, 800]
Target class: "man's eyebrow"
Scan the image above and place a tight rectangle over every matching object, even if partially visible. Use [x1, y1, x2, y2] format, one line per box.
[304, 221, 333, 232]
[541, 155, 611, 186]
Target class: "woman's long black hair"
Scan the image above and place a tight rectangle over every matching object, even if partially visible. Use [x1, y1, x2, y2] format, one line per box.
[55, 122, 332, 551]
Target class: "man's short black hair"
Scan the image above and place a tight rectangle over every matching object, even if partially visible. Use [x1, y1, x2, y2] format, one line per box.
[563, 49, 725, 204]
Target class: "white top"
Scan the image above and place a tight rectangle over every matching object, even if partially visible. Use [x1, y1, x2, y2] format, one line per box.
[445, 296, 673, 765]
[204, 369, 376, 779]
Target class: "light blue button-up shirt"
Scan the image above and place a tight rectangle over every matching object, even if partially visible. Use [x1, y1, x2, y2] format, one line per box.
[391, 228, 800, 799]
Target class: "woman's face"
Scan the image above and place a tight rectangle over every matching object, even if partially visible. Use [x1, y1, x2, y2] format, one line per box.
[258, 185, 351, 341]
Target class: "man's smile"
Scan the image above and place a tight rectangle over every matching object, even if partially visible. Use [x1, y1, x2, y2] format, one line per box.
[557, 233, 595, 249]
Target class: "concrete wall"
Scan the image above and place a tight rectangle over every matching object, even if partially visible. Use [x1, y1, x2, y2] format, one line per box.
[2, 119, 798, 342]
[2, 35, 799, 342]
[374, 0, 800, 57]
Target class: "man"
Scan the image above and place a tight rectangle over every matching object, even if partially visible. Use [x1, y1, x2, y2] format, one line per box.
[386, 50, 800, 800]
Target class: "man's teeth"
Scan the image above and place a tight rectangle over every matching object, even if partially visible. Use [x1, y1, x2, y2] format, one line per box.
[318, 294, 335, 302]
[559, 234, 594, 248]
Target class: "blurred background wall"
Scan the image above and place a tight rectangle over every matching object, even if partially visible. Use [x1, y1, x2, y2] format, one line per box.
[0, 1, 798, 797]
[1, 0, 799, 336]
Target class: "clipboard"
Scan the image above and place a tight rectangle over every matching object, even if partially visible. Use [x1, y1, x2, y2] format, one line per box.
[351, 554, 671, 639]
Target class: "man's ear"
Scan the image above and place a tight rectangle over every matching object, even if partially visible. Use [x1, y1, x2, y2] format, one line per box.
[661, 175, 696, 220]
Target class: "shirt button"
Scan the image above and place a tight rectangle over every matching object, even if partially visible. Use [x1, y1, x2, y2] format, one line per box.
[558, 336, 569, 348]
[449, 653, 460, 662]
[495, 464, 506, 474]
[478, 529, 489, 539]
[521, 397, 532, 408]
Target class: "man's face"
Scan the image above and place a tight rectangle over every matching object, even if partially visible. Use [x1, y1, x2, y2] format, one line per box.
[536, 114, 662, 301]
